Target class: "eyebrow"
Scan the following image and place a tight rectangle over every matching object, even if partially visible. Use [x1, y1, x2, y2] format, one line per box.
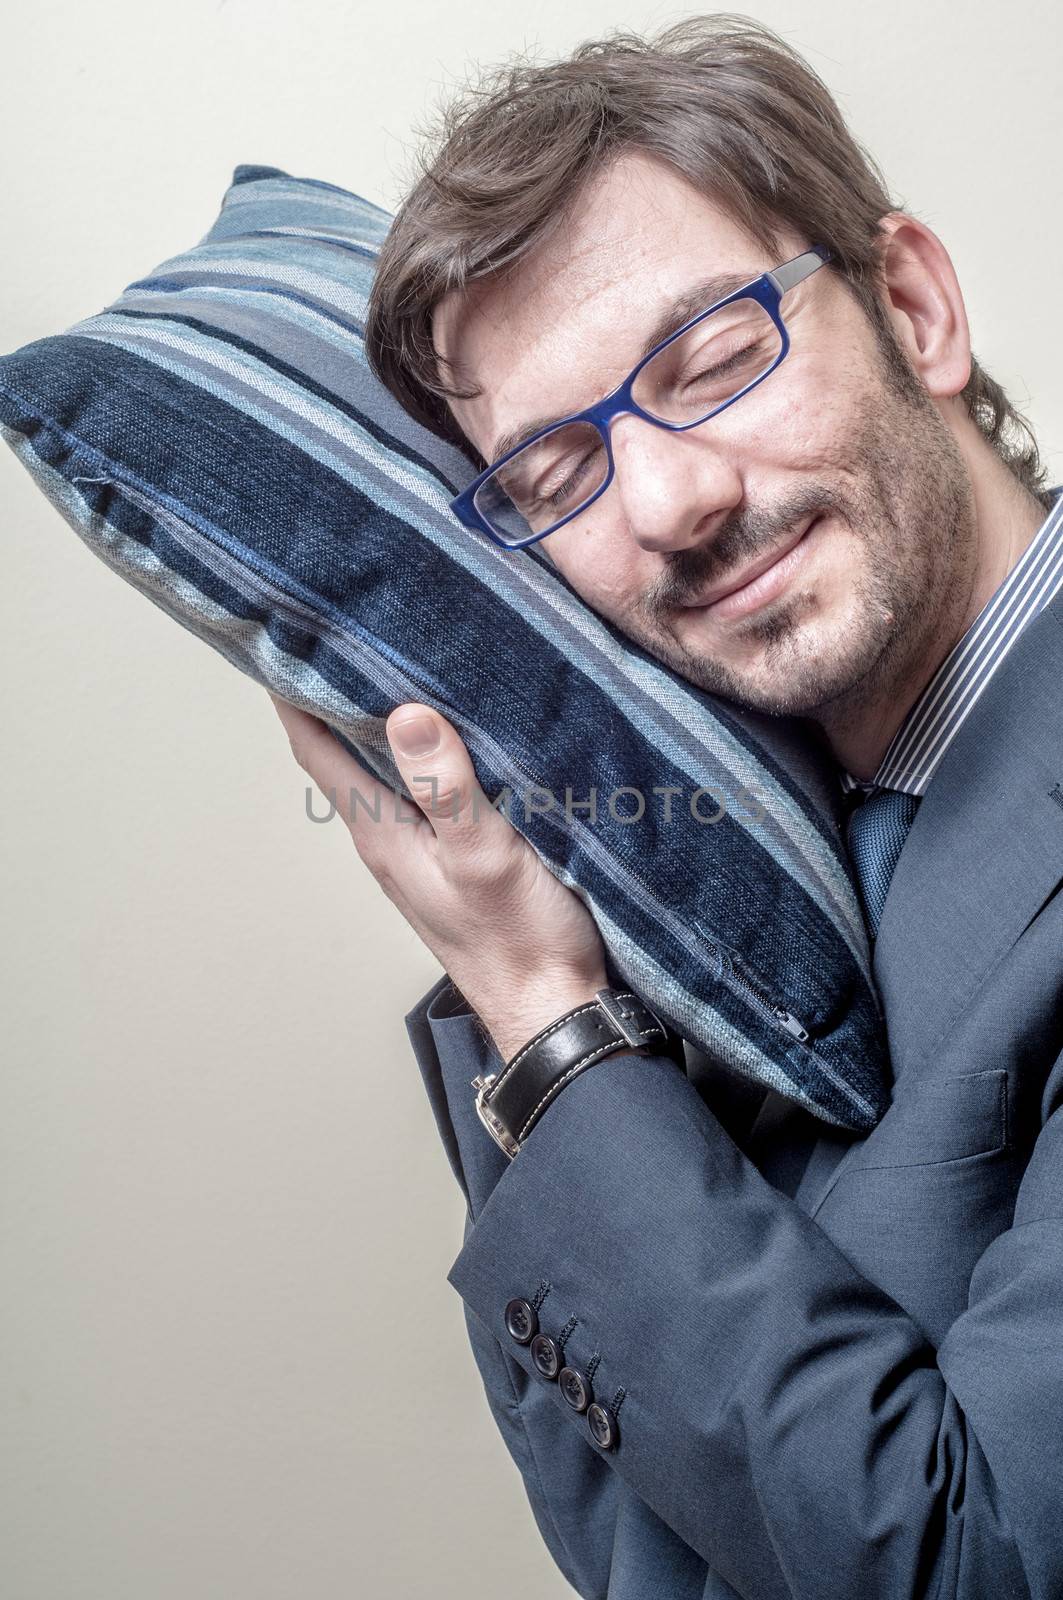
[486, 268, 760, 464]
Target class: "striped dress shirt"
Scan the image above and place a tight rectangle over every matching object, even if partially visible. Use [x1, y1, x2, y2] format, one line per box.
[839, 485, 1063, 799]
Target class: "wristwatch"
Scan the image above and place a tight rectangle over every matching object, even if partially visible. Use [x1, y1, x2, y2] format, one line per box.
[471, 987, 682, 1159]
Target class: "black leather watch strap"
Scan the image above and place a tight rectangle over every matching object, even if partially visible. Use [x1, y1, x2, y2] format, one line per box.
[471, 988, 682, 1158]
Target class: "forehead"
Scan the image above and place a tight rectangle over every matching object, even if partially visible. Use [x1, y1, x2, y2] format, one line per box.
[431, 150, 796, 462]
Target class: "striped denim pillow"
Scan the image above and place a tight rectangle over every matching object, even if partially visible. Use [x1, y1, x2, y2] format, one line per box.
[0, 164, 889, 1131]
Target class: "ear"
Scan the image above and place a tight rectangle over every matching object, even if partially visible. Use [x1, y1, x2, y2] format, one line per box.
[873, 213, 972, 400]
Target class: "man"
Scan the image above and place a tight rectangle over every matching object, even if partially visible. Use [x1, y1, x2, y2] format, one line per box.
[273, 16, 1063, 1598]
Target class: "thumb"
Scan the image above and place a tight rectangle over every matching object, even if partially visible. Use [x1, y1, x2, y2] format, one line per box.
[385, 704, 500, 846]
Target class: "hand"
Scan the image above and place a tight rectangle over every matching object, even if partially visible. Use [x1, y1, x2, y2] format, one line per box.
[269, 695, 610, 1060]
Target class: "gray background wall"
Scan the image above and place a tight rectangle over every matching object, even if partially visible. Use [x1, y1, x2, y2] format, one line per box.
[2, 2, 1060, 1596]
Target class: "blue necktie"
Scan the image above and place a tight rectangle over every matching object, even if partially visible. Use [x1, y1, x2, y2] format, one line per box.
[846, 785, 922, 938]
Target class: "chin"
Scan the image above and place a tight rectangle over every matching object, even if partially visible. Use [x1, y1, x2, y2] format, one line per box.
[678, 597, 848, 714]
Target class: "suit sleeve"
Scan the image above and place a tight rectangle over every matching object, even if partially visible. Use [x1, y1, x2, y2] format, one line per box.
[441, 1025, 1063, 1600]
[406, 975, 631, 1598]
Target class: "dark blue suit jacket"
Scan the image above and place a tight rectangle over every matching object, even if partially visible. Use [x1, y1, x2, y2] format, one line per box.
[403, 586, 1063, 1599]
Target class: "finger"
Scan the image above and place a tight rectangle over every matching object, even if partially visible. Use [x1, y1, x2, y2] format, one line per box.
[269, 694, 422, 839]
[385, 703, 506, 852]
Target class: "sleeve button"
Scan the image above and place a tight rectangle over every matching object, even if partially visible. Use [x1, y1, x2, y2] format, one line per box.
[530, 1332, 562, 1380]
[504, 1298, 538, 1345]
[558, 1365, 592, 1412]
[587, 1402, 619, 1451]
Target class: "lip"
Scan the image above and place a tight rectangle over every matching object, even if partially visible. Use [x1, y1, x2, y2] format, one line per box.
[678, 514, 821, 619]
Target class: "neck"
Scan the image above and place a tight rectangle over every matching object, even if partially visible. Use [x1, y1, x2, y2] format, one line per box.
[821, 448, 1048, 782]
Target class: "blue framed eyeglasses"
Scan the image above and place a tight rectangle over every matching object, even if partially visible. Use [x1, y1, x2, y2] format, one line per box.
[449, 245, 833, 550]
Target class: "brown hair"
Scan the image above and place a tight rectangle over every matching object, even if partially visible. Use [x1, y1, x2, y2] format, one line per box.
[365, 14, 1051, 507]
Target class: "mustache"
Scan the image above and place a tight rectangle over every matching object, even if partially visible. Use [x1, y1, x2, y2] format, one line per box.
[644, 491, 838, 618]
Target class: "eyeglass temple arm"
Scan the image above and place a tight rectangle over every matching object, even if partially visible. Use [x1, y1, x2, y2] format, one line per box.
[766, 246, 831, 296]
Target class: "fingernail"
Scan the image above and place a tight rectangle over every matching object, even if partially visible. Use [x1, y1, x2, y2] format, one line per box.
[391, 715, 440, 757]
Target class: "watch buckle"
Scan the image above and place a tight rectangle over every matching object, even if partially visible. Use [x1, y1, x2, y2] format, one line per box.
[595, 987, 663, 1047]
[471, 1074, 520, 1159]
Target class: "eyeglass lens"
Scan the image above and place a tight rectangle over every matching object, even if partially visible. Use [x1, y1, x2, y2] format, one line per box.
[472, 297, 783, 545]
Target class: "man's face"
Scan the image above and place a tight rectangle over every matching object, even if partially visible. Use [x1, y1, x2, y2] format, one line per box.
[433, 151, 975, 724]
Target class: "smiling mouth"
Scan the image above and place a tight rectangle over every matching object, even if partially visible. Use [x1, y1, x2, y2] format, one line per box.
[676, 513, 821, 615]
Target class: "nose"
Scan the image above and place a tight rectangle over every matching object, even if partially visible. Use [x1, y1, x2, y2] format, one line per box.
[607, 412, 743, 556]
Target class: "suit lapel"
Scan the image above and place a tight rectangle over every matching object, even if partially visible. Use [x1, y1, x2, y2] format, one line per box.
[873, 587, 1063, 1077]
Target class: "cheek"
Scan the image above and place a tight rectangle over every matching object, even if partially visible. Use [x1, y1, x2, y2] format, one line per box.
[754, 346, 871, 468]
[545, 522, 644, 614]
